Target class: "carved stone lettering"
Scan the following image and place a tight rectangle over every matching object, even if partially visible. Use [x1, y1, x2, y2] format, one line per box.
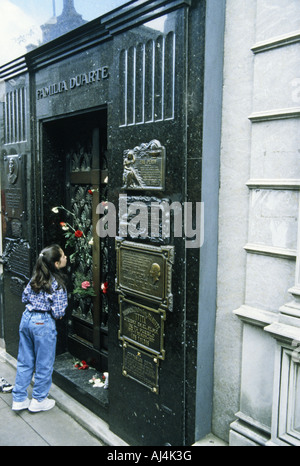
[36, 66, 109, 100]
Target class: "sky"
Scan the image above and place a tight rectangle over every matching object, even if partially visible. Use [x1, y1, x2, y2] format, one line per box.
[0, 0, 129, 65]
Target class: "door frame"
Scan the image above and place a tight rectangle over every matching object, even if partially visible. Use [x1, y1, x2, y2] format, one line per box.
[39, 105, 108, 371]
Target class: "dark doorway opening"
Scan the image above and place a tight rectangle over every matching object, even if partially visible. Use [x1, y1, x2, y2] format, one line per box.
[41, 108, 109, 419]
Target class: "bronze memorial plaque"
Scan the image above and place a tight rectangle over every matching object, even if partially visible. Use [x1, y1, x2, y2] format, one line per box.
[115, 238, 174, 310]
[119, 296, 166, 359]
[122, 139, 165, 191]
[122, 343, 159, 394]
[2, 154, 26, 220]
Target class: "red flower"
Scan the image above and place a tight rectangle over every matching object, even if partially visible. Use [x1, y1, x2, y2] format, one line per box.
[60, 221, 66, 226]
[88, 189, 93, 195]
[79, 365, 88, 370]
[74, 360, 89, 370]
[101, 281, 108, 294]
[74, 230, 83, 238]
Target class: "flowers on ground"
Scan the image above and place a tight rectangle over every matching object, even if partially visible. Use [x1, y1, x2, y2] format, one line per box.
[89, 372, 109, 388]
[74, 360, 89, 370]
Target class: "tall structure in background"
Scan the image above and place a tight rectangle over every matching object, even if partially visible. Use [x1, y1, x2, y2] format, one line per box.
[41, 0, 87, 43]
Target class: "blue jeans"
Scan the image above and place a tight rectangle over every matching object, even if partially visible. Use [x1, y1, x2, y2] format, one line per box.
[12, 310, 57, 402]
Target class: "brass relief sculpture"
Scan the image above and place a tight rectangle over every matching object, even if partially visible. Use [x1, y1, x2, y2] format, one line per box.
[122, 139, 165, 191]
[115, 238, 174, 310]
[118, 139, 172, 393]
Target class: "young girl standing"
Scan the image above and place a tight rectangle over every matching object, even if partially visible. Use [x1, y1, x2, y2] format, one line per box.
[12, 244, 68, 412]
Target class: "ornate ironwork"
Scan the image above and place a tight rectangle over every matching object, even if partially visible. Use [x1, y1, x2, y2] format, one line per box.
[70, 183, 93, 323]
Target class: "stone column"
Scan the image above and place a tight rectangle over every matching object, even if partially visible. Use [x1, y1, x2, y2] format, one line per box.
[265, 200, 300, 445]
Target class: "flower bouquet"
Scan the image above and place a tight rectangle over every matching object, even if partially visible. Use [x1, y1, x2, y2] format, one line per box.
[52, 205, 96, 299]
[89, 372, 109, 389]
[74, 360, 89, 370]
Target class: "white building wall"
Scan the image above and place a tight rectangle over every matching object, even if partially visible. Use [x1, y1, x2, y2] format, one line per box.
[0, 104, 3, 349]
[212, 0, 256, 441]
[213, 0, 300, 445]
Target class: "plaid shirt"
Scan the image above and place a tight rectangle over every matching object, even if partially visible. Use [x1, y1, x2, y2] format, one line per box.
[22, 278, 68, 320]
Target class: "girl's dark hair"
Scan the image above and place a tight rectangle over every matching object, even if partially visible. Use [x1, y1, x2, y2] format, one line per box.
[30, 244, 66, 293]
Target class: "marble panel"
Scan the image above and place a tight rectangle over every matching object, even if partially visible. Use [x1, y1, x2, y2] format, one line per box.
[250, 119, 300, 180]
[255, 0, 300, 43]
[253, 44, 300, 112]
[245, 254, 295, 312]
[240, 324, 276, 430]
[248, 189, 298, 250]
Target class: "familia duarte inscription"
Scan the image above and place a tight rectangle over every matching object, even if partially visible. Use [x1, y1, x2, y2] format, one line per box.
[36, 66, 109, 100]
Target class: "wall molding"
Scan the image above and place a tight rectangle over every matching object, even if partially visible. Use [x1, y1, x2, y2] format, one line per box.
[252, 30, 300, 54]
[249, 107, 300, 122]
[101, 0, 192, 35]
[233, 305, 278, 328]
[288, 286, 300, 297]
[264, 321, 300, 344]
[0, 57, 28, 80]
[244, 243, 296, 260]
[246, 179, 300, 190]
[280, 301, 300, 319]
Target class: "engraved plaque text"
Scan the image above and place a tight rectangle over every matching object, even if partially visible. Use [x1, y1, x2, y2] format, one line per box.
[116, 238, 174, 310]
[119, 297, 166, 359]
[122, 344, 159, 394]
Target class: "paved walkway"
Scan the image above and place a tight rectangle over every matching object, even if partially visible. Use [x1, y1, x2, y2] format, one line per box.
[0, 348, 227, 447]
[0, 349, 127, 447]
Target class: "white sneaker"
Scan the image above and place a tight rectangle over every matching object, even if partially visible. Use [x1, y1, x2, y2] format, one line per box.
[0, 377, 14, 393]
[28, 397, 55, 412]
[12, 398, 30, 411]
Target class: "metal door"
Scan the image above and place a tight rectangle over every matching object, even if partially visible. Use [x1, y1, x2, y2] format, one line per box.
[42, 110, 108, 371]
[66, 125, 108, 371]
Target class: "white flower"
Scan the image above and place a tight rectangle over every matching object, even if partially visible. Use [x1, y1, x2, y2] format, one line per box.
[93, 379, 105, 388]
[52, 207, 59, 213]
